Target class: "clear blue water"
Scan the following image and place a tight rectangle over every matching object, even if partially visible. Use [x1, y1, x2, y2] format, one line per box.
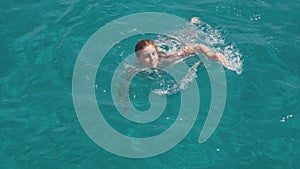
[1, 0, 300, 168]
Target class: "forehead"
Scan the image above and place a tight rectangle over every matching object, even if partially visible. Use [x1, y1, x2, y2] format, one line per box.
[141, 45, 156, 53]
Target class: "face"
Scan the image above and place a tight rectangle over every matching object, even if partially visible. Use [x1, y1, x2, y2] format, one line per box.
[137, 45, 159, 68]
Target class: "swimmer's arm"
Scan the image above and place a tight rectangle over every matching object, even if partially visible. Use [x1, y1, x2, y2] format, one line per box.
[159, 44, 227, 66]
[162, 44, 227, 66]
[159, 48, 196, 64]
[191, 44, 227, 66]
[116, 67, 137, 113]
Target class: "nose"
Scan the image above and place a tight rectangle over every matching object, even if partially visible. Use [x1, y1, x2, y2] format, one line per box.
[148, 56, 153, 62]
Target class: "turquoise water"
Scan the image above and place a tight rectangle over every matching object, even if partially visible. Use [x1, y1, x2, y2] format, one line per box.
[1, 0, 300, 168]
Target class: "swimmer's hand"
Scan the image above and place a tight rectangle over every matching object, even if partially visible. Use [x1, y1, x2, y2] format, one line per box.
[190, 17, 201, 24]
[214, 52, 227, 66]
[202, 51, 227, 66]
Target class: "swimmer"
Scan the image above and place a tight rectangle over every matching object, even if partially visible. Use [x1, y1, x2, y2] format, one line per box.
[117, 39, 226, 112]
[135, 39, 227, 68]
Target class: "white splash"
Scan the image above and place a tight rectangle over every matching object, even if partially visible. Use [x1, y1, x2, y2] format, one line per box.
[280, 114, 293, 123]
[153, 62, 200, 95]
[222, 45, 243, 74]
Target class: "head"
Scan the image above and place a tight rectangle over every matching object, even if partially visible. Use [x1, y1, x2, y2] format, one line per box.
[135, 39, 159, 68]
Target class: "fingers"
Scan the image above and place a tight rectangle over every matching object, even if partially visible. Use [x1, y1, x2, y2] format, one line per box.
[190, 17, 201, 24]
[215, 52, 227, 66]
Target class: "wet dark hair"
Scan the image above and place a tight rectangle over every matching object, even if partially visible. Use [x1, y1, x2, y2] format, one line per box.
[135, 39, 157, 57]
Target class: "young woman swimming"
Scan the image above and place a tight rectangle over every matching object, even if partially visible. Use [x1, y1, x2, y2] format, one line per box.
[135, 39, 227, 68]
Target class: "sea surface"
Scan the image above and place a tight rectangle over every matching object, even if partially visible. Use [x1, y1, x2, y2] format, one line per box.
[1, 0, 300, 168]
